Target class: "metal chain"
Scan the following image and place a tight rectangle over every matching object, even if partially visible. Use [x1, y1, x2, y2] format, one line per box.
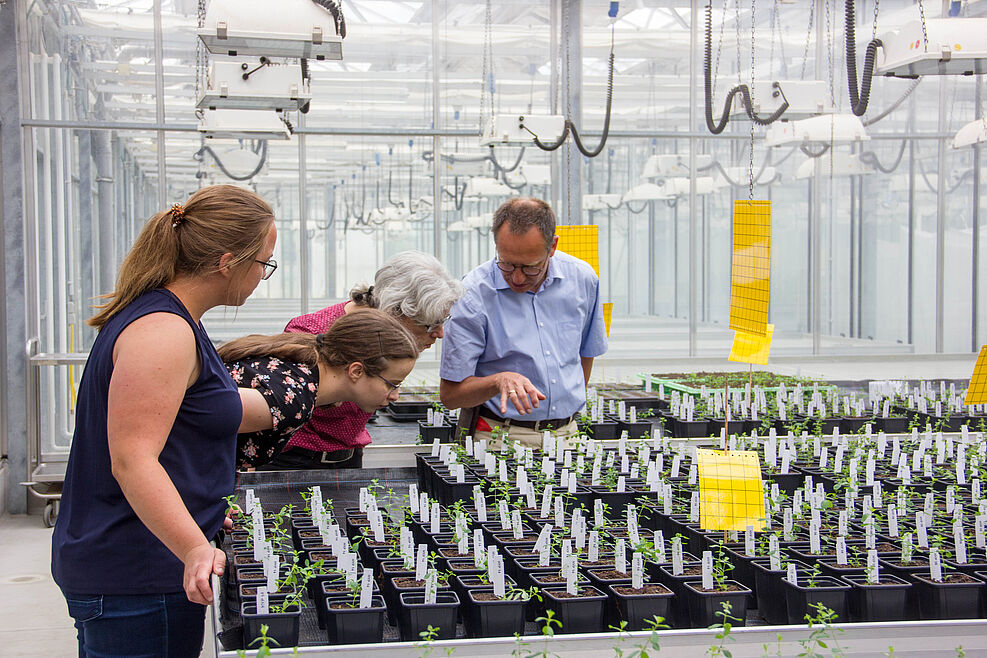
[799, 0, 816, 80]
[564, 0, 572, 218]
[712, 0, 728, 103]
[872, 0, 880, 42]
[768, 0, 779, 78]
[195, 0, 206, 105]
[479, 0, 493, 136]
[918, 0, 928, 49]
[749, 0, 755, 201]
[735, 0, 743, 85]
[825, 0, 835, 106]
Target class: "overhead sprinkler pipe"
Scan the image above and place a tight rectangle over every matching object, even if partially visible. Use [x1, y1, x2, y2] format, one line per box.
[845, 0, 883, 117]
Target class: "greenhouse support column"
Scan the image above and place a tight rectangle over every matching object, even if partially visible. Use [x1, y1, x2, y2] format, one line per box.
[648, 201, 656, 315]
[3, 0, 30, 514]
[549, 0, 559, 207]
[298, 116, 309, 314]
[935, 78, 947, 352]
[560, 0, 581, 224]
[431, 0, 442, 258]
[152, 0, 166, 208]
[688, 0, 698, 356]
[973, 74, 981, 351]
[811, 0, 824, 355]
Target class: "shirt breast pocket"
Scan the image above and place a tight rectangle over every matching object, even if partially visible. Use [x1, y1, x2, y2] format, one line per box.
[559, 319, 583, 356]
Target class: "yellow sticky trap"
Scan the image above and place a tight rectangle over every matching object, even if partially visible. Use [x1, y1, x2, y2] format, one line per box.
[602, 302, 614, 337]
[695, 448, 767, 532]
[965, 345, 987, 405]
[728, 324, 774, 365]
[556, 225, 600, 276]
[729, 200, 771, 336]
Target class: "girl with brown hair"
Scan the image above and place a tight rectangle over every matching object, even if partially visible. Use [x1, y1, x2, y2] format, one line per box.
[218, 309, 419, 470]
[52, 185, 277, 658]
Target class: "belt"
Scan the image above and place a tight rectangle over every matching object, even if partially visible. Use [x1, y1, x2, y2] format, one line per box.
[479, 408, 575, 432]
[292, 446, 357, 464]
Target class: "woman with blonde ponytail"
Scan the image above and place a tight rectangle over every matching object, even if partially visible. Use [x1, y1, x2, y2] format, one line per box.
[218, 308, 419, 470]
[52, 185, 277, 657]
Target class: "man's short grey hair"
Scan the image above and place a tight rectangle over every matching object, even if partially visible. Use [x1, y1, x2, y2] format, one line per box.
[350, 251, 464, 326]
[491, 197, 556, 249]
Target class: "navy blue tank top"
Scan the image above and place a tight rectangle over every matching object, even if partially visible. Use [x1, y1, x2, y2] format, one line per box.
[52, 289, 241, 595]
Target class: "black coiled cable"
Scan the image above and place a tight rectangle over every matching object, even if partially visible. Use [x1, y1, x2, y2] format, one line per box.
[530, 51, 615, 158]
[309, 0, 346, 38]
[845, 0, 882, 117]
[704, 1, 789, 135]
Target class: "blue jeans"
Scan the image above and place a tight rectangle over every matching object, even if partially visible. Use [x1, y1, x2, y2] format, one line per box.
[63, 591, 205, 658]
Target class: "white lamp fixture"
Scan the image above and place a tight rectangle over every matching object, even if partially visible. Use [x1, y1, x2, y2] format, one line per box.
[198, 0, 344, 60]
[198, 109, 292, 140]
[198, 60, 310, 112]
[765, 114, 869, 147]
[661, 177, 716, 196]
[794, 152, 874, 180]
[480, 115, 566, 147]
[641, 154, 713, 179]
[583, 194, 623, 211]
[727, 80, 837, 120]
[876, 18, 987, 77]
[621, 183, 673, 203]
[952, 118, 987, 149]
[463, 177, 519, 198]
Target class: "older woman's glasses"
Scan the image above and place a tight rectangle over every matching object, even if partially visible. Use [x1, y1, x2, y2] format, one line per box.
[420, 314, 452, 334]
[254, 258, 278, 280]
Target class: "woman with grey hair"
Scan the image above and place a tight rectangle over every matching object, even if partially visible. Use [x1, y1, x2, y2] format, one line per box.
[259, 251, 463, 470]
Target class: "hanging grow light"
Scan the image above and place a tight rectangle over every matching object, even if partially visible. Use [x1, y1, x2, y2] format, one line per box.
[876, 18, 987, 77]
[197, 60, 310, 112]
[764, 114, 869, 147]
[952, 118, 987, 149]
[728, 80, 836, 120]
[198, 109, 292, 141]
[621, 183, 673, 203]
[793, 152, 874, 179]
[641, 154, 714, 179]
[198, 0, 344, 60]
[583, 194, 623, 211]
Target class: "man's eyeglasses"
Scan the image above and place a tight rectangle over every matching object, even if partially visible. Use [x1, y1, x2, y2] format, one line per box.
[373, 372, 402, 393]
[496, 255, 548, 277]
[419, 314, 451, 334]
[254, 258, 278, 280]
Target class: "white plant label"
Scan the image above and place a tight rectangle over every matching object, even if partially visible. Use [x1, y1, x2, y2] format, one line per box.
[838, 511, 848, 537]
[511, 510, 524, 540]
[916, 513, 929, 548]
[654, 531, 666, 563]
[541, 485, 554, 518]
[930, 548, 944, 582]
[408, 484, 419, 514]
[769, 535, 781, 571]
[977, 516, 987, 549]
[430, 439, 440, 458]
[787, 562, 798, 585]
[476, 490, 488, 523]
[745, 526, 755, 556]
[955, 523, 968, 564]
[430, 502, 440, 535]
[632, 552, 645, 589]
[424, 569, 438, 605]
[836, 536, 848, 565]
[866, 549, 879, 584]
[589, 530, 600, 562]
[419, 494, 430, 523]
[690, 490, 700, 523]
[499, 499, 511, 531]
[616, 538, 627, 573]
[256, 586, 270, 615]
[873, 481, 883, 509]
[783, 507, 794, 541]
[554, 495, 564, 528]
[671, 455, 681, 478]
[617, 475, 626, 494]
[533, 524, 553, 554]
[701, 551, 714, 590]
[809, 521, 821, 554]
[493, 556, 506, 598]
[671, 536, 684, 575]
[888, 505, 899, 538]
[780, 451, 791, 474]
[473, 530, 485, 568]
[414, 544, 428, 582]
[359, 570, 374, 609]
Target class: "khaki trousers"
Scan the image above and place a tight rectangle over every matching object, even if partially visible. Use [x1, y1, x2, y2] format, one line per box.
[473, 419, 580, 450]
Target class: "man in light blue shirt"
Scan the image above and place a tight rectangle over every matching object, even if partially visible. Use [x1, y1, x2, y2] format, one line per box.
[440, 197, 608, 447]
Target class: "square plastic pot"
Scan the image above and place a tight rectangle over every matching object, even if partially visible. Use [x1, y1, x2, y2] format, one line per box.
[324, 595, 387, 644]
[396, 591, 460, 641]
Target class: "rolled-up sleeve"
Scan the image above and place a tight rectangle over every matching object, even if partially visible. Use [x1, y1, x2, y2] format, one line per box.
[439, 292, 487, 383]
[579, 276, 608, 359]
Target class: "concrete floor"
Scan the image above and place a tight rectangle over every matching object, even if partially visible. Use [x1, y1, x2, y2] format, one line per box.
[0, 514, 217, 657]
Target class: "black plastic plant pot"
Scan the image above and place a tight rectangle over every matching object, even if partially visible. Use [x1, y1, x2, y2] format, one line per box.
[323, 595, 387, 645]
[781, 575, 851, 624]
[464, 590, 527, 638]
[397, 591, 460, 642]
[608, 583, 674, 631]
[666, 416, 710, 438]
[418, 419, 455, 443]
[682, 580, 751, 628]
[540, 586, 608, 634]
[316, 574, 380, 631]
[450, 573, 517, 605]
[843, 574, 912, 622]
[585, 486, 639, 515]
[585, 419, 620, 440]
[240, 602, 301, 650]
[614, 417, 651, 439]
[816, 559, 867, 580]
[877, 416, 909, 433]
[750, 558, 808, 625]
[910, 573, 985, 620]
